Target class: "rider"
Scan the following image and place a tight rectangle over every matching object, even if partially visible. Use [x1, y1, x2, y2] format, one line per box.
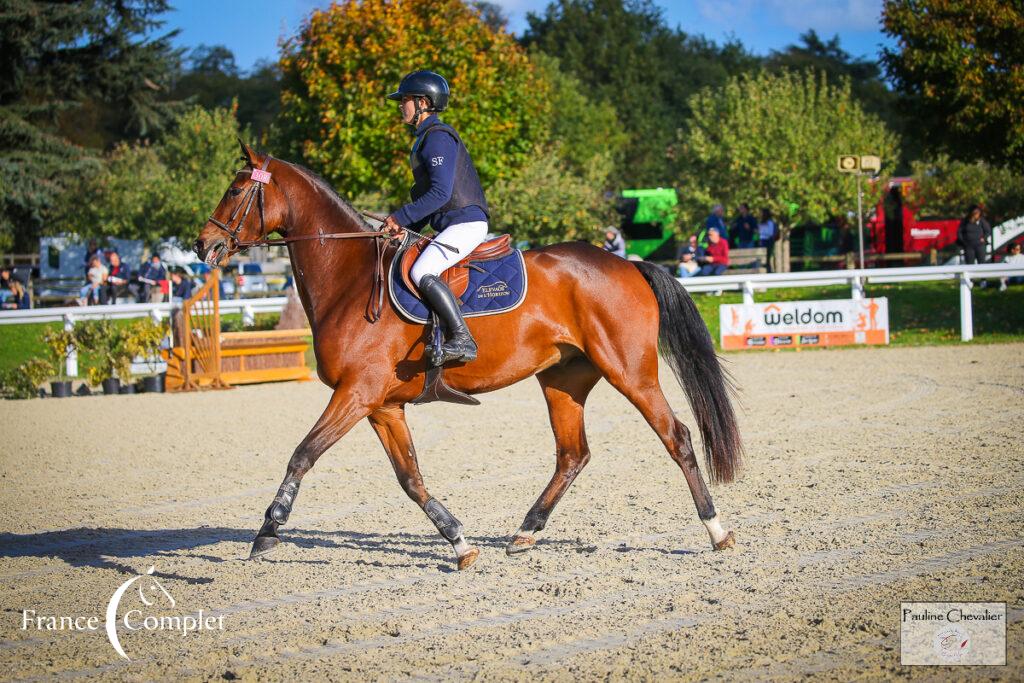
[382, 70, 489, 365]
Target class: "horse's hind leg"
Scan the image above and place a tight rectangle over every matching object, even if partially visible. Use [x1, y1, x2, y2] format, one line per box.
[368, 405, 480, 570]
[507, 359, 601, 555]
[587, 344, 735, 550]
[250, 389, 370, 559]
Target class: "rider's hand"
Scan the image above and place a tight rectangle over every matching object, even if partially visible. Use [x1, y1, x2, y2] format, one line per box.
[382, 215, 405, 240]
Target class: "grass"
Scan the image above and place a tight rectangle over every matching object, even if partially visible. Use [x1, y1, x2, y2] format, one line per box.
[1, 282, 1022, 377]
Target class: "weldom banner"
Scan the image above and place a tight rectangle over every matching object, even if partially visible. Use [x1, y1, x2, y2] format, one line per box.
[719, 298, 889, 350]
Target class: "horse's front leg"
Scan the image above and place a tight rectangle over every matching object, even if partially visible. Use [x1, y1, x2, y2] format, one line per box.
[368, 404, 480, 570]
[250, 388, 371, 559]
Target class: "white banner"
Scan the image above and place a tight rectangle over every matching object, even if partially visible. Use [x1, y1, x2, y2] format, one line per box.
[720, 298, 889, 350]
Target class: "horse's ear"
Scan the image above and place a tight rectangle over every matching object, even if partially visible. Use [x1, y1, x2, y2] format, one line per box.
[238, 138, 257, 166]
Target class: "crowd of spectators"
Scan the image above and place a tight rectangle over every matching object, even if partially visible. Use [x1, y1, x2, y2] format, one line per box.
[75, 241, 192, 306]
[0, 266, 30, 310]
[674, 203, 780, 277]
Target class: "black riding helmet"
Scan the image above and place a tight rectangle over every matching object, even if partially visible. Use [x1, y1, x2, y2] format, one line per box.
[386, 70, 450, 112]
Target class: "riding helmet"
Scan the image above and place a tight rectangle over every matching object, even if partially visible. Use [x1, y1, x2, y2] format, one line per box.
[386, 71, 450, 112]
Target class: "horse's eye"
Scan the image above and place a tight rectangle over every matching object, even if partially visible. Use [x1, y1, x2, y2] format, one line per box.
[229, 187, 242, 197]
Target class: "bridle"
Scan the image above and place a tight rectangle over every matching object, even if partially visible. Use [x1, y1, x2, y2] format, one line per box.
[206, 155, 391, 321]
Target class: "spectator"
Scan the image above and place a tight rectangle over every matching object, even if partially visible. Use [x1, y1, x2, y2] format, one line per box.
[676, 234, 701, 278]
[0, 266, 12, 293]
[602, 227, 627, 258]
[79, 256, 107, 305]
[731, 203, 757, 248]
[2, 280, 30, 309]
[83, 239, 103, 277]
[705, 204, 728, 243]
[758, 208, 779, 270]
[958, 204, 991, 265]
[138, 254, 167, 303]
[698, 227, 730, 276]
[170, 271, 194, 300]
[1000, 242, 1024, 291]
[103, 251, 132, 304]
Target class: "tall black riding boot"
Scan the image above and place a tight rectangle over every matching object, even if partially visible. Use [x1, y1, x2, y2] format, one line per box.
[417, 274, 478, 365]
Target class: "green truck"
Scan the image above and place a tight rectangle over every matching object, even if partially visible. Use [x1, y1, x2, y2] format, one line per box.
[617, 188, 679, 260]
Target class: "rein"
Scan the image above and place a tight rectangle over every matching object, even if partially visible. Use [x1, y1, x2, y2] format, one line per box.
[207, 155, 459, 323]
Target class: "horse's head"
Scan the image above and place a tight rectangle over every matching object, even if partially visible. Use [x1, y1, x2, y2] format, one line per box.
[194, 141, 288, 266]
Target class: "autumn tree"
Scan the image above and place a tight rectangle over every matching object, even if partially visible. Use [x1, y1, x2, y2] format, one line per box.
[674, 70, 900, 231]
[274, 0, 552, 204]
[904, 155, 1024, 222]
[882, 0, 1024, 169]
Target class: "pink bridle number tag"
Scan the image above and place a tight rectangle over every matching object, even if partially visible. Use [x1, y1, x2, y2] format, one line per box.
[251, 168, 272, 184]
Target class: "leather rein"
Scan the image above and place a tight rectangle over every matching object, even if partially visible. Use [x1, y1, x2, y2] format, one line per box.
[207, 155, 391, 321]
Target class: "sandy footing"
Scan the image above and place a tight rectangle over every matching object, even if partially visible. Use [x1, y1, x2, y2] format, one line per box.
[0, 343, 1021, 681]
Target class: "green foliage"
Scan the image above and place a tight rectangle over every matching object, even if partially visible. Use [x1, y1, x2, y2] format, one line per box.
[0, 358, 52, 399]
[674, 70, 901, 230]
[488, 146, 615, 244]
[170, 46, 282, 140]
[882, 0, 1024, 169]
[274, 0, 553, 205]
[529, 52, 628, 173]
[905, 155, 1024, 222]
[76, 319, 133, 385]
[522, 0, 759, 185]
[41, 328, 78, 382]
[0, 0, 182, 251]
[122, 318, 169, 375]
[62, 105, 243, 245]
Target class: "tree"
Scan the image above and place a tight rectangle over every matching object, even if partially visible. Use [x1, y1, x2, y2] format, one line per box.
[273, 0, 552, 205]
[882, 0, 1024, 169]
[522, 0, 758, 186]
[169, 46, 282, 140]
[904, 155, 1024, 222]
[63, 105, 243, 246]
[0, 0, 181, 251]
[674, 70, 900, 231]
[488, 147, 615, 244]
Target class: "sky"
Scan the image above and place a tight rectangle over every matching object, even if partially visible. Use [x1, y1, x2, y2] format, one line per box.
[163, 0, 895, 72]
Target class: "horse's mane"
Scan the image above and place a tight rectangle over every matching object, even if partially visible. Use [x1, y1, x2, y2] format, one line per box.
[285, 160, 373, 232]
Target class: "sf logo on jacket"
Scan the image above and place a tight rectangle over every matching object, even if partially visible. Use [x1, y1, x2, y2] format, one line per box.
[431, 156, 444, 167]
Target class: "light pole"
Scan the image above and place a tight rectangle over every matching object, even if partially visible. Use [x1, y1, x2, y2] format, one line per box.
[856, 172, 865, 270]
[838, 155, 880, 271]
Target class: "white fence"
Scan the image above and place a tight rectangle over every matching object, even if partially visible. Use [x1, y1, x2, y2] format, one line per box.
[0, 297, 288, 378]
[1, 262, 1022, 374]
[678, 262, 1024, 342]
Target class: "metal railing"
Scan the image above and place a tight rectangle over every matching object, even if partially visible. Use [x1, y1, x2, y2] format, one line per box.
[678, 262, 1024, 341]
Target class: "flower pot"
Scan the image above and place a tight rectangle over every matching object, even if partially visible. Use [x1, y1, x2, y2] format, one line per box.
[50, 380, 73, 398]
[142, 374, 166, 393]
[119, 383, 136, 394]
[102, 378, 121, 395]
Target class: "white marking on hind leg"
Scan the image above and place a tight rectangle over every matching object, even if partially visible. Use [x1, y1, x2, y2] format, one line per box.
[452, 536, 471, 557]
[703, 515, 727, 545]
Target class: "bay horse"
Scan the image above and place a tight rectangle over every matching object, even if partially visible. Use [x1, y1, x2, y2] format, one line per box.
[193, 142, 743, 570]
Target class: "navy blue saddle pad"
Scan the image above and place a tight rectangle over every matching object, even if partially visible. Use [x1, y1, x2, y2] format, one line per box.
[388, 246, 528, 324]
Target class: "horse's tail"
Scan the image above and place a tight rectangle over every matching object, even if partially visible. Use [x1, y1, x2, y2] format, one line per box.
[632, 261, 743, 484]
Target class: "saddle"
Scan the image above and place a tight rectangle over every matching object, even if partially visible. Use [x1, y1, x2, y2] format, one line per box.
[400, 234, 512, 300]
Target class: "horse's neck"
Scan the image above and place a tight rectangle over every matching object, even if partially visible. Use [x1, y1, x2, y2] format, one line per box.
[282, 175, 376, 328]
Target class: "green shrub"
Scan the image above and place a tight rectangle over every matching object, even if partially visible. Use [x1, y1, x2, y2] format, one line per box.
[0, 358, 53, 399]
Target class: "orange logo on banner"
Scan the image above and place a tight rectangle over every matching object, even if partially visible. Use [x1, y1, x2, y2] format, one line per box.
[720, 298, 889, 350]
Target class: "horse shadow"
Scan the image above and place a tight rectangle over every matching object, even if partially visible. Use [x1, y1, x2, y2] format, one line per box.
[0, 526, 577, 578]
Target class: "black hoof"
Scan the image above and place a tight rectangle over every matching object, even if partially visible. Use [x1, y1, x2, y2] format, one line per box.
[249, 534, 280, 559]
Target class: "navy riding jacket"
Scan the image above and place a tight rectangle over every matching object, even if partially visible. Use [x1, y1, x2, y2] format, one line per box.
[390, 115, 488, 232]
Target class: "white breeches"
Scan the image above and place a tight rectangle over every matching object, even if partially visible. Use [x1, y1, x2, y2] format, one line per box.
[410, 221, 489, 287]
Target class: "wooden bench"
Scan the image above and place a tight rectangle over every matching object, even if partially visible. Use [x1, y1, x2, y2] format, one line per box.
[728, 247, 768, 274]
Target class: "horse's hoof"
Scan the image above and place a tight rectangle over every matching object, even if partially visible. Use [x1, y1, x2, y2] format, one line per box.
[457, 547, 480, 570]
[505, 534, 536, 556]
[249, 534, 280, 559]
[713, 530, 736, 551]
